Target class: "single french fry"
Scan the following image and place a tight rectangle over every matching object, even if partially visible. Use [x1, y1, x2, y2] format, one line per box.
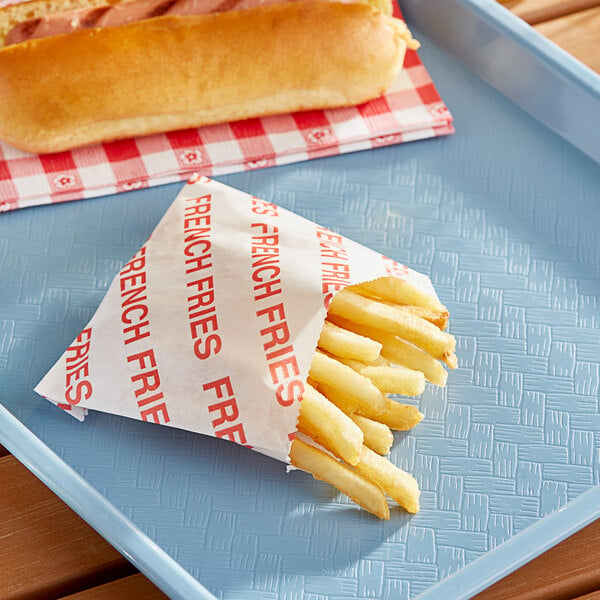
[317, 382, 423, 431]
[351, 276, 447, 314]
[318, 320, 382, 362]
[349, 414, 394, 456]
[380, 338, 448, 386]
[336, 356, 425, 397]
[297, 384, 363, 465]
[354, 445, 420, 514]
[340, 353, 392, 368]
[442, 352, 458, 370]
[329, 289, 455, 359]
[355, 283, 449, 329]
[329, 316, 448, 386]
[312, 380, 366, 415]
[308, 350, 386, 414]
[376, 396, 424, 431]
[289, 439, 390, 520]
[360, 365, 426, 396]
[399, 304, 449, 330]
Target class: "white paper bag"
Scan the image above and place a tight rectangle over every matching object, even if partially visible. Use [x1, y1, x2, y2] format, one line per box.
[36, 175, 437, 463]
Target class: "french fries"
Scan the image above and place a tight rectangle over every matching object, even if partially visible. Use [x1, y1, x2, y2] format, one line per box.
[289, 439, 390, 520]
[297, 384, 363, 465]
[336, 356, 426, 396]
[290, 276, 455, 519]
[352, 278, 450, 330]
[349, 414, 394, 456]
[329, 288, 455, 360]
[317, 321, 382, 362]
[308, 350, 386, 415]
[316, 381, 424, 431]
[443, 352, 459, 370]
[328, 316, 450, 386]
[355, 445, 420, 514]
[353, 277, 447, 314]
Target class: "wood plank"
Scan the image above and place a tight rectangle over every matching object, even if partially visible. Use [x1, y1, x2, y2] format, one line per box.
[0, 455, 136, 600]
[502, 0, 600, 25]
[0, 444, 9, 457]
[473, 518, 600, 600]
[58, 574, 168, 600]
[535, 6, 600, 73]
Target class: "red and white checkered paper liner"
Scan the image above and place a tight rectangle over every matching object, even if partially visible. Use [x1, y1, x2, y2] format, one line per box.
[0, 2, 453, 212]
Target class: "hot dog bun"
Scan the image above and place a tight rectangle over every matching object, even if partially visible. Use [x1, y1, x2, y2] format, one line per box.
[0, 1, 415, 154]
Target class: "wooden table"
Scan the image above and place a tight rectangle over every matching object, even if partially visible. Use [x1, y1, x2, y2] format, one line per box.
[1, 3, 599, 599]
[504, 0, 600, 73]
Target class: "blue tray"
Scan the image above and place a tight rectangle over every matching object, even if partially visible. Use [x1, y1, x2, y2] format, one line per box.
[1, 2, 600, 599]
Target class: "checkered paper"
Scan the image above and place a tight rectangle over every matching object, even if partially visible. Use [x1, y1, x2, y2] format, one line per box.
[0, 3, 453, 212]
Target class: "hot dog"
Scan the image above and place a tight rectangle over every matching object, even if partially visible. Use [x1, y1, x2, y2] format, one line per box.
[0, 0, 418, 154]
[4, 0, 355, 45]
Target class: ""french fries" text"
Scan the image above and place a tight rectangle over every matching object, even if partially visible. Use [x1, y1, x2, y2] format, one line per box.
[316, 225, 351, 309]
[64, 327, 93, 405]
[118, 247, 170, 424]
[251, 218, 304, 408]
[251, 222, 282, 301]
[205, 375, 251, 447]
[184, 195, 221, 359]
[126, 348, 170, 425]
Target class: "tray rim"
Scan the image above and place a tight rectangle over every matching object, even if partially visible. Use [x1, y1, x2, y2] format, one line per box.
[462, 0, 600, 92]
[401, 0, 600, 165]
[417, 485, 600, 599]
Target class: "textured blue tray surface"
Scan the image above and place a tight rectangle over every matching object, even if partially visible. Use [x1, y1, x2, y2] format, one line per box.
[1, 25, 600, 600]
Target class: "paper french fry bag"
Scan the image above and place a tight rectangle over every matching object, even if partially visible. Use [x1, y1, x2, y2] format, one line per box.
[36, 175, 438, 464]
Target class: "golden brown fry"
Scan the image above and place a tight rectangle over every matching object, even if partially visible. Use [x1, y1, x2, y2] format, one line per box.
[354, 445, 420, 513]
[398, 304, 449, 330]
[329, 289, 455, 359]
[297, 384, 363, 466]
[329, 316, 448, 386]
[318, 320, 382, 362]
[317, 382, 423, 431]
[349, 413, 394, 456]
[376, 396, 424, 431]
[354, 280, 449, 329]
[289, 439, 390, 520]
[308, 350, 386, 414]
[361, 365, 425, 396]
[380, 339, 448, 386]
[336, 355, 425, 397]
[442, 352, 458, 369]
[314, 380, 383, 419]
[351, 276, 447, 313]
